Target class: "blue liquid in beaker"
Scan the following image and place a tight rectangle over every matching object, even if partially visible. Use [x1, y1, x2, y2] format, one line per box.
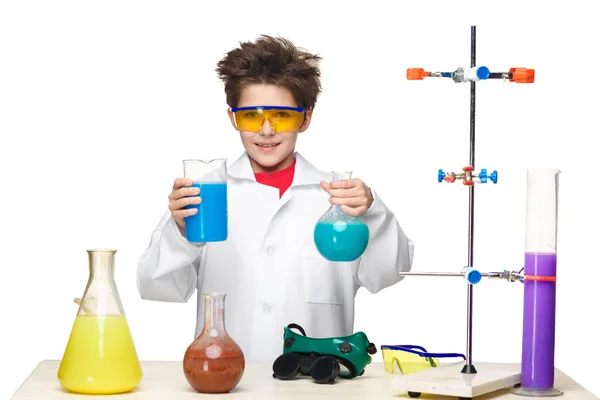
[314, 220, 369, 262]
[185, 182, 228, 242]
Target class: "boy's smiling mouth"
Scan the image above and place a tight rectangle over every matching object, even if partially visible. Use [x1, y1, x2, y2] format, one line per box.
[256, 142, 281, 151]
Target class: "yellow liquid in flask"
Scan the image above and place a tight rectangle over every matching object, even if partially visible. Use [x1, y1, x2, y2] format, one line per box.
[58, 314, 142, 394]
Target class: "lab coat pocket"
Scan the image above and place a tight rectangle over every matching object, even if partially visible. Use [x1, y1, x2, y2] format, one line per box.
[302, 245, 344, 305]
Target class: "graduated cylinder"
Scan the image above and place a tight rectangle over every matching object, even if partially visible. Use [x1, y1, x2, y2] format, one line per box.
[514, 169, 563, 397]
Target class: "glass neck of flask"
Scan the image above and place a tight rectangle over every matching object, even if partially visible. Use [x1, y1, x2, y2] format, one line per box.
[79, 249, 122, 317]
[330, 171, 353, 214]
[87, 249, 116, 280]
[332, 171, 352, 181]
[203, 293, 226, 335]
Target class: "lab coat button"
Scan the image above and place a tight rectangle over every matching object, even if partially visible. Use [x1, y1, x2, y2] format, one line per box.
[263, 305, 271, 315]
[267, 247, 275, 256]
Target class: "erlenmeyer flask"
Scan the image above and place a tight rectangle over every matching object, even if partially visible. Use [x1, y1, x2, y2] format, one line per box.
[183, 292, 245, 393]
[58, 249, 142, 394]
[314, 171, 370, 262]
[183, 158, 228, 243]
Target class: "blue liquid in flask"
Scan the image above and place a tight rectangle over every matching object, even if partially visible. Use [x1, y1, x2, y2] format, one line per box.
[313, 170, 370, 262]
[314, 219, 369, 262]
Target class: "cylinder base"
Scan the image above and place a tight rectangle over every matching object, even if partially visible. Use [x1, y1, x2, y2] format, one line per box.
[511, 386, 564, 397]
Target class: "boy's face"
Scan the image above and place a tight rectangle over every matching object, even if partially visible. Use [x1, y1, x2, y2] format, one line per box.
[228, 83, 312, 173]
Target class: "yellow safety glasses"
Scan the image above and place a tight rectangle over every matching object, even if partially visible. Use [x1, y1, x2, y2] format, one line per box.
[231, 106, 306, 133]
[381, 345, 466, 375]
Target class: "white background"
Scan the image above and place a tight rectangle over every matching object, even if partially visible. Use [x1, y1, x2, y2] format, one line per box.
[1, 0, 599, 398]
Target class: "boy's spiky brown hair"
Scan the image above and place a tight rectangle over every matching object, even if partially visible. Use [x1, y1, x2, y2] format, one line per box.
[216, 35, 322, 110]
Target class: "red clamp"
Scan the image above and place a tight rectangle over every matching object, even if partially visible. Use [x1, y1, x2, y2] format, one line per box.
[444, 175, 456, 183]
[463, 166, 474, 185]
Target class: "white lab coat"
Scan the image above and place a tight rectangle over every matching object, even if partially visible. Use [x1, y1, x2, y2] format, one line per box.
[137, 151, 414, 363]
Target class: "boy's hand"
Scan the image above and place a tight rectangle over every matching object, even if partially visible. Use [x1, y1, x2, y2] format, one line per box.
[169, 178, 202, 235]
[320, 179, 374, 217]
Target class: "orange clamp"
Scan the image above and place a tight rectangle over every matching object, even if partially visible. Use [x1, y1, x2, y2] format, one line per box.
[509, 68, 535, 83]
[406, 68, 428, 80]
[463, 180, 474, 186]
[444, 175, 456, 183]
[463, 166, 474, 172]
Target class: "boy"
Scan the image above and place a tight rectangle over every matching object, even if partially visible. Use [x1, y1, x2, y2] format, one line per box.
[137, 35, 414, 362]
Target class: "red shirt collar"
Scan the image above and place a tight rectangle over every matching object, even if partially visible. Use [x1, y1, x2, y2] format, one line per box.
[254, 159, 296, 198]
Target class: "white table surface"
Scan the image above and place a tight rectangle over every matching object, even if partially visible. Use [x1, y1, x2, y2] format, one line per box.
[10, 360, 599, 399]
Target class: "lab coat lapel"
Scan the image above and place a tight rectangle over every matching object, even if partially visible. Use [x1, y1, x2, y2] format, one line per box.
[227, 153, 275, 261]
[227, 151, 326, 202]
[265, 152, 329, 206]
[291, 153, 330, 187]
[226, 152, 328, 261]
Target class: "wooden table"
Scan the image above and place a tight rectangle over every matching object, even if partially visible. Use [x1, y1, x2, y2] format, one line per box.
[10, 360, 599, 399]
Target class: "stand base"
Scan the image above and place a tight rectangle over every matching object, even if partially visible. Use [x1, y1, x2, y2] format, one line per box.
[511, 386, 564, 397]
[461, 364, 478, 374]
[388, 362, 521, 399]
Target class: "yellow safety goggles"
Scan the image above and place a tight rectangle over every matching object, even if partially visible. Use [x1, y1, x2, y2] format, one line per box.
[381, 345, 466, 375]
[231, 106, 306, 133]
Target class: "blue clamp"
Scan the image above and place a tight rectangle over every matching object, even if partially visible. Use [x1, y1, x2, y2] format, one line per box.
[479, 169, 498, 184]
[476, 66, 490, 80]
[490, 170, 498, 184]
[465, 268, 482, 285]
[438, 169, 445, 183]
[480, 168, 488, 183]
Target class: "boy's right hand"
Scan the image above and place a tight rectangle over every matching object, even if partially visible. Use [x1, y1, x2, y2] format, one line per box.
[169, 178, 202, 234]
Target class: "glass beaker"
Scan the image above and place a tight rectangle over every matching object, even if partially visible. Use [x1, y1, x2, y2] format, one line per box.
[313, 171, 370, 262]
[512, 169, 563, 397]
[183, 292, 245, 393]
[58, 249, 142, 394]
[183, 159, 228, 243]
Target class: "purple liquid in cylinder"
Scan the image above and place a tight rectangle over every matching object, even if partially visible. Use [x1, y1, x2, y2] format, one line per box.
[521, 252, 557, 389]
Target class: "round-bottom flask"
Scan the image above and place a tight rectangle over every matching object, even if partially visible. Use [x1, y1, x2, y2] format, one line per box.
[313, 171, 370, 262]
[183, 293, 245, 393]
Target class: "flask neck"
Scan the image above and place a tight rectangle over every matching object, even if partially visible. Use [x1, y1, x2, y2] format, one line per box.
[330, 171, 353, 214]
[87, 249, 116, 280]
[78, 249, 123, 316]
[331, 171, 352, 181]
[203, 293, 227, 335]
[330, 204, 344, 214]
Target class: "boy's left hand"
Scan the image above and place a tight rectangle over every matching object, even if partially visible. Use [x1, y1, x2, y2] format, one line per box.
[320, 179, 374, 216]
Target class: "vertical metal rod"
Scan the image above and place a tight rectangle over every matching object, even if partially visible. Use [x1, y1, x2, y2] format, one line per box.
[462, 24, 478, 375]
